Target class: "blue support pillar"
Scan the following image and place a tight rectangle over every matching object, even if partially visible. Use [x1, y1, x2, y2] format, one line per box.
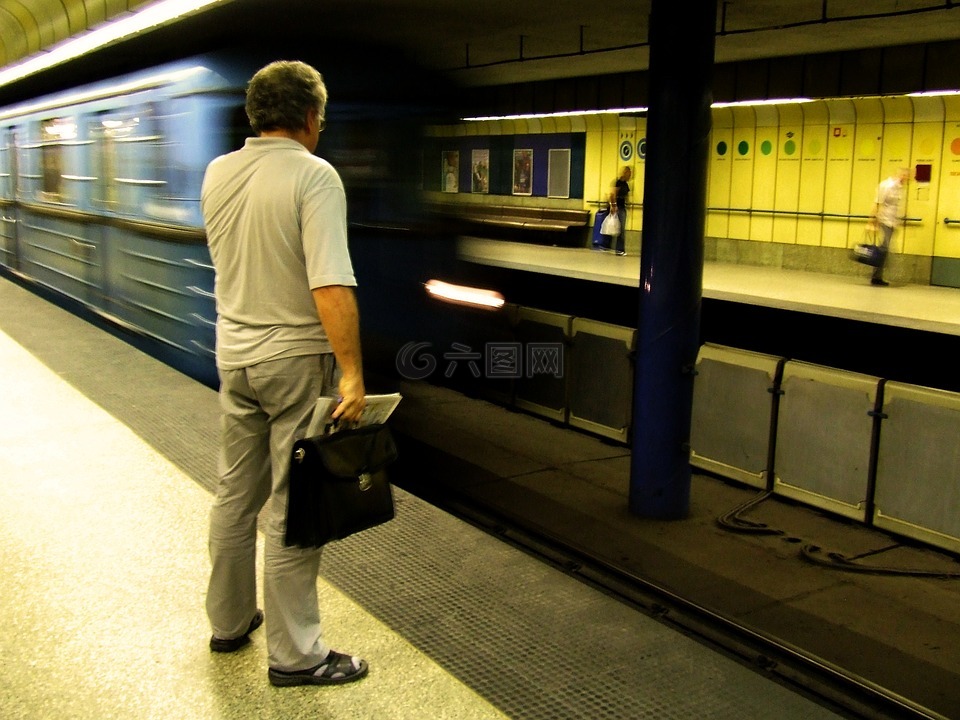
[628, 0, 717, 519]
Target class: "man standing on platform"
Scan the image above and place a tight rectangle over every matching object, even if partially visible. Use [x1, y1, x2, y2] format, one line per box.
[201, 60, 369, 687]
[867, 167, 910, 286]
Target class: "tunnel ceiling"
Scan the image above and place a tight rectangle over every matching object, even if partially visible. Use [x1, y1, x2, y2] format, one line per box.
[1, 0, 960, 91]
[0, 0, 153, 64]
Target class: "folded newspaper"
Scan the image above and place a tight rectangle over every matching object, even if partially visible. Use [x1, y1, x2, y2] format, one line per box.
[306, 392, 402, 437]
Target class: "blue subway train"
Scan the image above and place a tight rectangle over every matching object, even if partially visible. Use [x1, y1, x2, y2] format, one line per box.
[0, 53, 467, 389]
[0, 60, 240, 385]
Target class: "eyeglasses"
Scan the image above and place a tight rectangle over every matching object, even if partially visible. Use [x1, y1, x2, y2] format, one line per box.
[318, 117, 326, 132]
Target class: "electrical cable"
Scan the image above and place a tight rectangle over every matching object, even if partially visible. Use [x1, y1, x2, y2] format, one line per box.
[801, 544, 960, 579]
[716, 489, 784, 535]
[717, 491, 960, 578]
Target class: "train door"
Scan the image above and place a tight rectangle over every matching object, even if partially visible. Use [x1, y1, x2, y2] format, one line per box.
[0, 128, 18, 270]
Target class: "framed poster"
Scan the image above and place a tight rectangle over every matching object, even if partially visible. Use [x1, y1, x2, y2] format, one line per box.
[471, 149, 489, 193]
[512, 148, 532, 195]
[442, 150, 459, 193]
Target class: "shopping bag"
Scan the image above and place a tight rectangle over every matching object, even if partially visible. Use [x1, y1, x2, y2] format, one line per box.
[850, 228, 883, 267]
[851, 243, 884, 267]
[592, 208, 611, 248]
[600, 211, 621, 237]
[284, 423, 398, 549]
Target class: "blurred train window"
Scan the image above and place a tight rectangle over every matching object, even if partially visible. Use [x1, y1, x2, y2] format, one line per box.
[14, 128, 29, 200]
[90, 114, 122, 209]
[40, 118, 75, 200]
[151, 100, 192, 202]
[90, 106, 164, 215]
[0, 132, 13, 200]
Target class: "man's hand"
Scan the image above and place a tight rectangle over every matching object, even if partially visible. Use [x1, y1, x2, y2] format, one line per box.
[332, 372, 366, 424]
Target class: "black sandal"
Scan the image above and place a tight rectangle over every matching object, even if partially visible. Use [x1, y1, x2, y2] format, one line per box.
[209, 609, 264, 653]
[268, 650, 369, 686]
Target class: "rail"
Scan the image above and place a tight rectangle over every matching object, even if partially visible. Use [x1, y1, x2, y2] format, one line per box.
[395, 458, 950, 720]
[586, 203, 926, 225]
[709, 207, 923, 224]
[586, 199, 643, 210]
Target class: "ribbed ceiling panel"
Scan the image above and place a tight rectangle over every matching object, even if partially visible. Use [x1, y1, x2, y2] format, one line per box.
[0, 0, 152, 65]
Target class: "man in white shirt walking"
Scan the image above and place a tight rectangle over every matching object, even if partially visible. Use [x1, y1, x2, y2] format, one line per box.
[867, 167, 910, 286]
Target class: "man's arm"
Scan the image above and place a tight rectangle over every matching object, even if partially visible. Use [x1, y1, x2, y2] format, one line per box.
[313, 284, 366, 423]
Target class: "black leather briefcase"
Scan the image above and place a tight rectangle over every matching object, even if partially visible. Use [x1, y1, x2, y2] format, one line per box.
[284, 423, 398, 549]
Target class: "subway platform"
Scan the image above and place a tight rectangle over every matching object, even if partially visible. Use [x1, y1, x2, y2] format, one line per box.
[0, 277, 855, 719]
[457, 236, 960, 338]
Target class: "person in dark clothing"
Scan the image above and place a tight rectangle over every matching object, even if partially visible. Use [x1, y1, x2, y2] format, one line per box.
[609, 166, 632, 255]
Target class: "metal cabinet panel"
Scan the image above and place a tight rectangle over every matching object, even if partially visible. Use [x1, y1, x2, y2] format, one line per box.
[773, 360, 880, 521]
[512, 306, 571, 423]
[568, 318, 635, 443]
[873, 381, 960, 554]
[690, 343, 783, 489]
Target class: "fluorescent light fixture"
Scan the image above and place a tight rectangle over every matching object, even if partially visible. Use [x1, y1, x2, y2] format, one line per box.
[463, 107, 648, 122]
[463, 97, 819, 122]
[907, 89, 960, 97]
[0, 0, 226, 88]
[424, 279, 505, 310]
[711, 97, 814, 108]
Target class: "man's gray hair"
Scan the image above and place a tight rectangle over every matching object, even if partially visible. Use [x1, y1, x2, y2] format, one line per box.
[245, 60, 327, 135]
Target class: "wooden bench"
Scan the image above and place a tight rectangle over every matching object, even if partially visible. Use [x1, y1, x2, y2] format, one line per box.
[427, 203, 591, 245]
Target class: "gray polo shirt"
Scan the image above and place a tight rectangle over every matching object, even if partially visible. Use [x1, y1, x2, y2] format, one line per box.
[201, 137, 356, 370]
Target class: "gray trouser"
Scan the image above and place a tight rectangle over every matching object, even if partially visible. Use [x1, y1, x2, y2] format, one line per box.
[873, 223, 895, 280]
[207, 353, 338, 670]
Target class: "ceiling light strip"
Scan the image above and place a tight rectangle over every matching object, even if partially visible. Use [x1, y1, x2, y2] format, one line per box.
[0, 0, 226, 88]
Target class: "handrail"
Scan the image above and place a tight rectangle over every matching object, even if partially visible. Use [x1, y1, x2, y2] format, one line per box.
[586, 199, 643, 210]
[944, 218, 960, 226]
[709, 207, 922, 224]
